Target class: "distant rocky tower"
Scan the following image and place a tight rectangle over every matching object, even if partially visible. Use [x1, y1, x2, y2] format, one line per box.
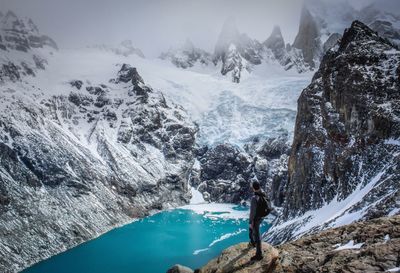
[267, 21, 400, 243]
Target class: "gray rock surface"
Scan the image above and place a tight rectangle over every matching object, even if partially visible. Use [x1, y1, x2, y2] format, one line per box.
[267, 21, 400, 244]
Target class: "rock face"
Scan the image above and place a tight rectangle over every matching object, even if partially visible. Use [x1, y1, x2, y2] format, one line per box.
[191, 144, 252, 203]
[267, 21, 400, 244]
[264, 26, 286, 61]
[190, 133, 290, 205]
[212, 17, 261, 83]
[292, 6, 321, 69]
[168, 215, 399, 273]
[0, 63, 197, 272]
[0, 11, 56, 82]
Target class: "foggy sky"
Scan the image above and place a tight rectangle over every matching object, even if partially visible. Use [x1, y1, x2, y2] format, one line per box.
[0, 0, 388, 57]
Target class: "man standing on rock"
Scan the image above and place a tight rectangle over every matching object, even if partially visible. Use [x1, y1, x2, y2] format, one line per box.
[249, 180, 270, 261]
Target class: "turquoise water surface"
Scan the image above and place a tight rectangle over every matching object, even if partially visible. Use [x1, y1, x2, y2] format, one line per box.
[23, 206, 271, 273]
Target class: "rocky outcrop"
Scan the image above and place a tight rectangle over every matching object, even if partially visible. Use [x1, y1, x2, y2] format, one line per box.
[212, 17, 261, 83]
[198, 243, 279, 273]
[167, 265, 194, 273]
[190, 134, 290, 206]
[0, 11, 58, 51]
[168, 215, 400, 273]
[0, 65, 197, 272]
[191, 144, 252, 203]
[267, 21, 400, 244]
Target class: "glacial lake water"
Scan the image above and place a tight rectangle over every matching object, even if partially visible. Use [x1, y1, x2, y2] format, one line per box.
[23, 204, 271, 273]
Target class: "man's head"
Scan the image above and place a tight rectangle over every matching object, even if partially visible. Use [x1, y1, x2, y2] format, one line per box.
[251, 181, 261, 192]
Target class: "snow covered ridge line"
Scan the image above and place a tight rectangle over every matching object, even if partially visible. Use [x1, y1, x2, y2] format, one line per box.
[160, 1, 400, 83]
[0, 62, 199, 272]
[265, 20, 400, 245]
[160, 17, 310, 83]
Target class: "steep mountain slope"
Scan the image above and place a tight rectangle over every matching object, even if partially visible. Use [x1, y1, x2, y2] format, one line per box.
[267, 21, 400, 244]
[0, 12, 200, 272]
[0, 64, 197, 272]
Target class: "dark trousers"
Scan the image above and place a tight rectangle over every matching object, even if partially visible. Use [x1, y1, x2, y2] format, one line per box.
[249, 218, 262, 256]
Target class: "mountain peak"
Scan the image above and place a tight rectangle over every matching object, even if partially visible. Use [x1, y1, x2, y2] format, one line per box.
[5, 10, 17, 20]
[265, 25, 285, 48]
[339, 20, 393, 52]
[215, 17, 240, 55]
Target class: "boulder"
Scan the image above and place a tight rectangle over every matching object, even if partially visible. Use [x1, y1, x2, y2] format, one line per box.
[167, 264, 194, 273]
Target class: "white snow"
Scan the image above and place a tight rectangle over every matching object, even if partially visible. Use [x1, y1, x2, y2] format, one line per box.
[334, 240, 364, 251]
[385, 139, 400, 146]
[389, 207, 400, 216]
[189, 187, 206, 205]
[384, 234, 390, 242]
[387, 267, 400, 272]
[269, 169, 388, 238]
[180, 203, 249, 220]
[193, 228, 246, 255]
[2, 46, 311, 147]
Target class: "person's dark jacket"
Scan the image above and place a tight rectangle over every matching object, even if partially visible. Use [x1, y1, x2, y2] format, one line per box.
[249, 191, 266, 225]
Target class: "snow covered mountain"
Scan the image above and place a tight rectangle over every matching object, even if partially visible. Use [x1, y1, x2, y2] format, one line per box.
[0, 12, 201, 272]
[0, 10, 57, 82]
[2, 5, 399, 272]
[160, 1, 400, 84]
[266, 21, 400, 244]
[159, 39, 212, 69]
[161, 17, 309, 83]
[293, 0, 400, 69]
[0, 11, 313, 272]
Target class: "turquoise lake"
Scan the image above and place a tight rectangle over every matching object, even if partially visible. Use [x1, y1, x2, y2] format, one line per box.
[23, 205, 271, 273]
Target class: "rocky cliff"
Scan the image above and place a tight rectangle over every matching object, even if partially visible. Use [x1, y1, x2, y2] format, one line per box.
[267, 21, 400, 244]
[168, 215, 400, 273]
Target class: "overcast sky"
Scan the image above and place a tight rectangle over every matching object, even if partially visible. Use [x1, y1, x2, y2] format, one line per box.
[0, 0, 390, 57]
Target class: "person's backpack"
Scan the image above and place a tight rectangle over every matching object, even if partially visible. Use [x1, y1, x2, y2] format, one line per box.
[256, 193, 272, 218]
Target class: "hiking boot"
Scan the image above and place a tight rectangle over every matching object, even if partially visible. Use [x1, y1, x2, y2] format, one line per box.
[250, 255, 263, 261]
